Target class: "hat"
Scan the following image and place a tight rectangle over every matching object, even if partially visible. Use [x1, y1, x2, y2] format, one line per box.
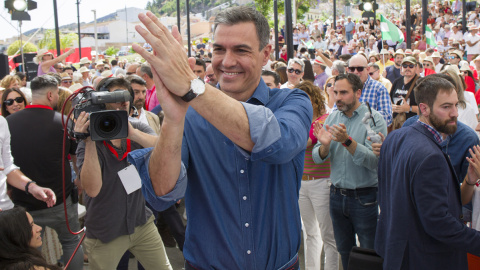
[60, 72, 71, 81]
[413, 49, 420, 54]
[380, 49, 389, 55]
[34, 49, 54, 64]
[394, 49, 405, 57]
[331, 38, 338, 43]
[404, 49, 413, 55]
[419, 52, 426, 62]
[450, 50, 463, 59]
[446, 64, 461, 75]
[314, 57, 326, 66]
[469, 24, 479, 30]
[432, 51, 441, 58]
[402, 56, 417, 65]
[460, 62, 471, 71]
[368, 35, 376, 40]
[79, 57, 91, 65]
[96, 60, 105, 66]
[423, 56, 434, 64]
[69, 83, 83, 92]
[101, 70, 113, 78]
[79, 66, 90, 73]
[474, 55, 480, 62]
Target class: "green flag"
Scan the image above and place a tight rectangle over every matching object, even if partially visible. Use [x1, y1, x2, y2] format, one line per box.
[302, 40, 314, 49]
[425, 26, 437, 47]
[380, 14, 404, 43]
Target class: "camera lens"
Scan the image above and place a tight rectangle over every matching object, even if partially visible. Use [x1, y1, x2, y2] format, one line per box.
[99, 116, 116, 133]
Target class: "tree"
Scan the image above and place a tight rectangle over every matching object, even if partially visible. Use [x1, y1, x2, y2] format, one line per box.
[37, 30, 78, 53]
[6, 40, 38, 56]
[105, 46, 119, 56]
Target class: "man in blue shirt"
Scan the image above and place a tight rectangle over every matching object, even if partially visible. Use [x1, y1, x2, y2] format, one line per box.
[312, 73, 387, 269]
[344, 17, 355, 42]
[128, 7, 312, 270]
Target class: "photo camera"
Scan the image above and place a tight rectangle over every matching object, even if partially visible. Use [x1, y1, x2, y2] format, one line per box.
[71, 89, 131, 141]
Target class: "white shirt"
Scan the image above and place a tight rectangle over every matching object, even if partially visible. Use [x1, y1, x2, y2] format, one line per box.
[458, 102, 478, 131]
[464, 91, 479, 115]
[466, 33, 480, 55]
[0, 116, 18, 210]
[128, 108, 149, 127]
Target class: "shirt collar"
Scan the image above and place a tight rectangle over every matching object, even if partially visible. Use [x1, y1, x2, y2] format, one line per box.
[246, 78, 269, 105]
[417, 120, 444, 144]
[26, 104, 53, 110]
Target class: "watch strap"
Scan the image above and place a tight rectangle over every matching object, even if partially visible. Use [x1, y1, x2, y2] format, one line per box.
[25, 181, 36, 195]
[342, 136, 353, 147]
[181, 89, 198, 102]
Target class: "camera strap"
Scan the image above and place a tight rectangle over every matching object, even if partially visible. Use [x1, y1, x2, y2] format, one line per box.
[103, 139, 131, 161]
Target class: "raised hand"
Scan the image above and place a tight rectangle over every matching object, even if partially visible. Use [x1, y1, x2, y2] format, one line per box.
[313, 121, 332, 146]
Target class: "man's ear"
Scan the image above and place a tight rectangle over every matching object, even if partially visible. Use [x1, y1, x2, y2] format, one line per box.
[418, 103, 430, 116]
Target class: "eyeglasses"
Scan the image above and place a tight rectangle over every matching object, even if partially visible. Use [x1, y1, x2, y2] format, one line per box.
[424, 63, 431, 67]
[4, 97, 25, 106]
[448, 56, 457, 59]
[368, 70, 378, 75]
[288, 68, 302, 75]
[206, 74, 215, 79]
[62, 80, 72, 84]
[348, 66, 366, 72]
[126, 72, 134, 75]
[326, 83, 333, 88]
[402, 64, 415, 69]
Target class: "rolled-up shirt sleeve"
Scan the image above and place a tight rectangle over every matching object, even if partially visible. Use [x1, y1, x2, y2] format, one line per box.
[243, 90, 312, 163]
[128, 147, 187, 212]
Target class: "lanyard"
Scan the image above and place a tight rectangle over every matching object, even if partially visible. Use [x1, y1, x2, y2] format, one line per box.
[103, 139, 131, 161]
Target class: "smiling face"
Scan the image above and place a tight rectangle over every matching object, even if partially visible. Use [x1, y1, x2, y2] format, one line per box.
[212, 22, 271, 101]
[27, 212, 42, 248]
[4, 91, 26, 115]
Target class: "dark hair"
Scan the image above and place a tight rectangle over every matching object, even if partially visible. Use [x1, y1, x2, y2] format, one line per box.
[261, 70, 280, 86]
[214, 6, 269, 50]
[97, 77, 132, 93]
[138, 64, 153, 79]
[275, 66, 288, 84]
[414, 75, 455, 114]
[63, 66, 73, 71]
[295, 80, 326, 116]
[0, 207, 61, 270]
[125, 75, 147, 86]
[46, 72, 62, 86]
[195, 58, 206, 71]
[339, 54, 353, 62]
[302, 59, 315, 82]
[1, 88, 27, 117]
[31, 75, 58, 93]
[15, 72, 26, 81]
[111, 59, 118, 66]
[334, 73, 364, 94]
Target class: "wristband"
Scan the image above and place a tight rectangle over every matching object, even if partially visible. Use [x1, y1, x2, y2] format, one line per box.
[25, 181, 36, 195]
[465, 179, 479, 186]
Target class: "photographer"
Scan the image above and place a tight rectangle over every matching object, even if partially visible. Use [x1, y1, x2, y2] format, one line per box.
[74, 77, 172, 269]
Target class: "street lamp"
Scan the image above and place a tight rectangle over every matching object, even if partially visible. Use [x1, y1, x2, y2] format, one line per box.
[13, 0, 27, 11]
[92, 9, 98, 60]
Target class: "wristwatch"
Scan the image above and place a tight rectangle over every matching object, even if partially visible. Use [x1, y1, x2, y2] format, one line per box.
[181, 78, 205, 102]
[342, 136, 353, 147]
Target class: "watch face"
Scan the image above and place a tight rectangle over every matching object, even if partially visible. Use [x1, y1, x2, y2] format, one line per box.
[191, 79, 206, 95]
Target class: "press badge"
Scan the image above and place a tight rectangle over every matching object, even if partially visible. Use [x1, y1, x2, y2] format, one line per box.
[118, 164, 142, 194]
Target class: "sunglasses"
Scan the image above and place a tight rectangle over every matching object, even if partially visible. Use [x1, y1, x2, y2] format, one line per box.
[448, 56, 457, 59]
[4, 97, 25, 106]
[62, 80, 72, 84]
[326, 83, 333, 88]
[288, 68, 302, 75]
[348, 66, 366, 72]
[126, 72, 134, 75]
[368, 70, 378, 75]
[402, 64, 415, 69]
[206, 74, 215, 79]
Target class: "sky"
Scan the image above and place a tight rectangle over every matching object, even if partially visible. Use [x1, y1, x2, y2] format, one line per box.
[0, 0, 151, 40]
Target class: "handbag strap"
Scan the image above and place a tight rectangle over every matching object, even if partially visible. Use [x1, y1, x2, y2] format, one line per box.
[405, 75, 419, 101]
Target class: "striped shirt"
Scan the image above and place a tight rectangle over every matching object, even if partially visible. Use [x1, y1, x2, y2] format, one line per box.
[304, 114, 331, 179]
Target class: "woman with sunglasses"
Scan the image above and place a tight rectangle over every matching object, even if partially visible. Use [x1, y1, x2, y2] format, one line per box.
[323, 76, 336, 113]
[1, 88, 27, 117]
[460, 64, 477, 94]
[281, 58, 305, 89]
[296, 80, 339, 270]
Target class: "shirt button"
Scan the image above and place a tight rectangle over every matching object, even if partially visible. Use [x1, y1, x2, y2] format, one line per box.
[245, 223, 249, 227]
[243, 196, 247, 200]
[240, 170, 245, 173]
[247, 250, 251, 255]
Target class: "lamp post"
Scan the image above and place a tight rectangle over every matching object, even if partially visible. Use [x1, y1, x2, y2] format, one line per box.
[92, 9, 98, 60]
[53, 0, 61, 55]
[274, 0, 279, 59]
[76, 0, 81, 58]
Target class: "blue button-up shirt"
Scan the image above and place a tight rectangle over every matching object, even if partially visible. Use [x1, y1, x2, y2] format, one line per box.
[128, 79, 312, 270]
[360, 76, 393, 126]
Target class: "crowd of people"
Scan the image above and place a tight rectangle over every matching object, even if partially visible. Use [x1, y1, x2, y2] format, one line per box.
[3, 1, 480, 269]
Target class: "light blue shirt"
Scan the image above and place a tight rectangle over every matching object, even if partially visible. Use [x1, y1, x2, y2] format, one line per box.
[312, 103, 387, 189]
